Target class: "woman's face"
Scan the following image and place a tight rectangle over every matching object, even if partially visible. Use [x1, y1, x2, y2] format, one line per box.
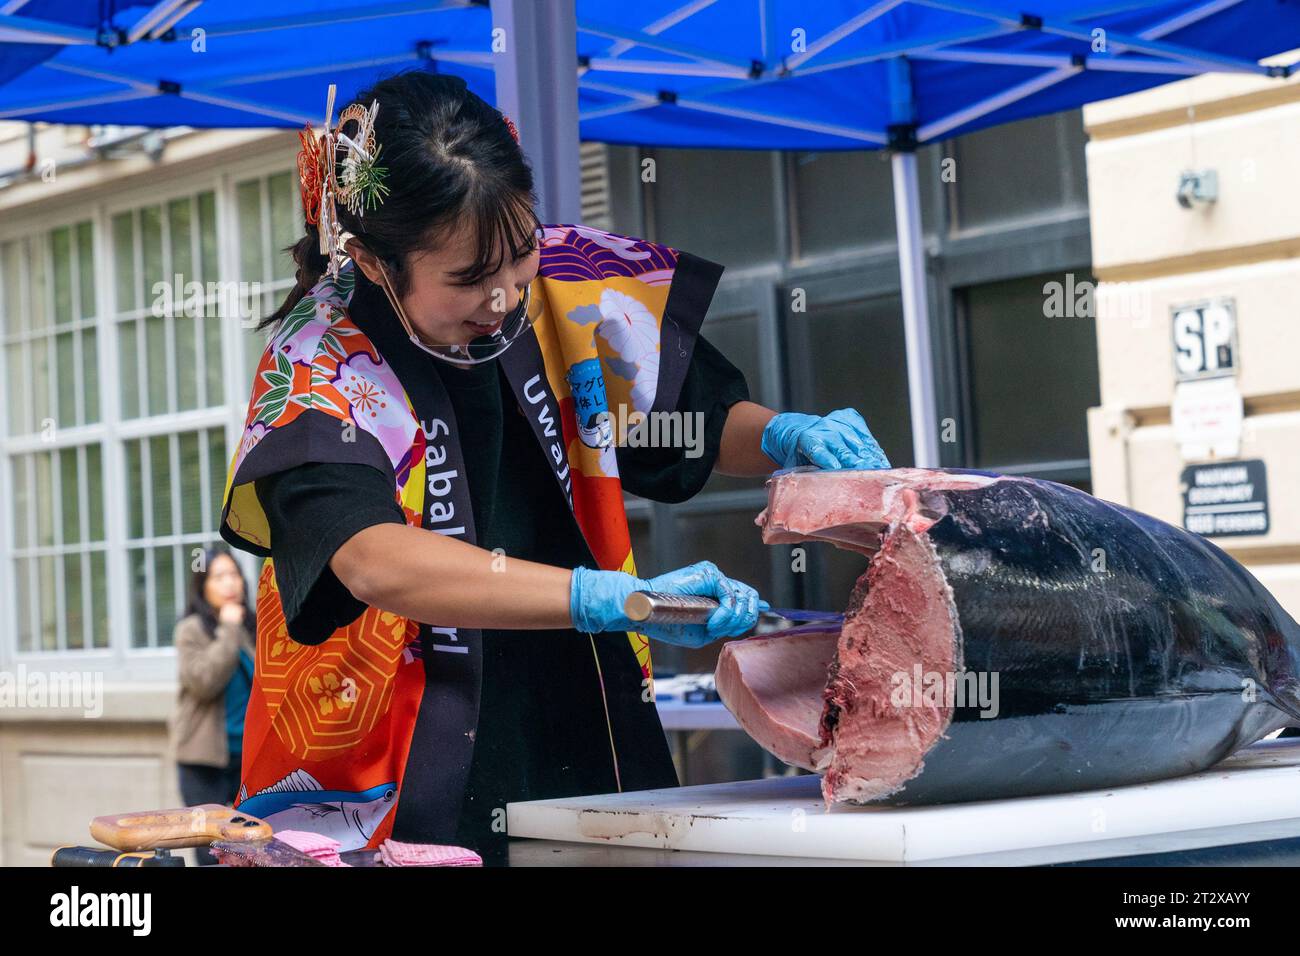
[203, 554, 245, 609]
[355, 222, 541, 348]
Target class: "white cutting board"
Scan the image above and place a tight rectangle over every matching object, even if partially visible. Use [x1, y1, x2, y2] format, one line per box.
[507, 737, 1300, 863]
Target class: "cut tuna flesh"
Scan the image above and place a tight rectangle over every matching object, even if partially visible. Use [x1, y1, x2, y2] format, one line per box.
[716, 468, 1300, 806]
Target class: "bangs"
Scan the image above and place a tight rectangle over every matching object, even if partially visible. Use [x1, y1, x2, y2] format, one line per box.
[440, 185, 541, 287]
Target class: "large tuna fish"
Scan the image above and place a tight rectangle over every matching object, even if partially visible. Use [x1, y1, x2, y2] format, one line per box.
[716, 468, 1300, 806]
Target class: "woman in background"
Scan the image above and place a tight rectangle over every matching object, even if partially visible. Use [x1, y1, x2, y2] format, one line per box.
[168, 546, 256, 863]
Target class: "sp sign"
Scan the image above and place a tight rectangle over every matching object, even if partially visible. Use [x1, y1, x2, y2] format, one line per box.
[1172, 298, 1237, 382]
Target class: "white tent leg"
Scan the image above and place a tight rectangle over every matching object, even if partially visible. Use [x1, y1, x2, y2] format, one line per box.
[492, 0, 582, 223]
[891, 149, 940, 468]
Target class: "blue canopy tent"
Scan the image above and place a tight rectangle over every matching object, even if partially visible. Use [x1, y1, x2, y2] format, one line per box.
[2, 0, 1297, 464]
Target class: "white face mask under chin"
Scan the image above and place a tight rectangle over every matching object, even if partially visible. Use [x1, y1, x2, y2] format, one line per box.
[374, 260, 532, 367]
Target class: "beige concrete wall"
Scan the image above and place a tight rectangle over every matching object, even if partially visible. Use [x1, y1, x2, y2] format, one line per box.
[1084, 51, 1300, 620]
[0, 686, 185, 866]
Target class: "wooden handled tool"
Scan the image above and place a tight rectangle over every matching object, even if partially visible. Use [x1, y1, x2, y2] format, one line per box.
[89, 804, 272, 851]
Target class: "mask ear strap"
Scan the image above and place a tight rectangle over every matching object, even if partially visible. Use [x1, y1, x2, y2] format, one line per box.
[369, 253, 441, 356]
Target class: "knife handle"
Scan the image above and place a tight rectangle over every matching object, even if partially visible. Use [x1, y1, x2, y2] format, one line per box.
[624, 591, 718, 624]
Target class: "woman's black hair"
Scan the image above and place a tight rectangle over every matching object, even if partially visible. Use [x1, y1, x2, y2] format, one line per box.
[261, 70, 542, 331]
[185, 545, 256, 637]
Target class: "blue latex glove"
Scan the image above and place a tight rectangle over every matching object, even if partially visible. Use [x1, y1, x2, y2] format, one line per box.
[761, 408, 891, 471]
[570, 561, 769, 648]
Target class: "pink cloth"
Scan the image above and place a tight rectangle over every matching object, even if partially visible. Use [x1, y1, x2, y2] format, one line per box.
[379, 839, 483, 867]
[273, 829, 348, 867]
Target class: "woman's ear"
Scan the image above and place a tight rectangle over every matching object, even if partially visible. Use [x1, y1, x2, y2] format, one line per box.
[345, 237, 387, 286]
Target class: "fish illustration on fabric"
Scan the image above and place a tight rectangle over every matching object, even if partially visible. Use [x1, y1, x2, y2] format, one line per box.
[236, 769, 397, 851]
[566, 357, 614, 456]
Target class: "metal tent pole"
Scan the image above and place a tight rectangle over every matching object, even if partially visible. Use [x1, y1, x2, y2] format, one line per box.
[491, 0, 583, 224]
[888, 58, 940, 468]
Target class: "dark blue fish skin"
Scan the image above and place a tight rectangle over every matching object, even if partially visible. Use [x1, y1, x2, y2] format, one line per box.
[866, 474, 1300, 805]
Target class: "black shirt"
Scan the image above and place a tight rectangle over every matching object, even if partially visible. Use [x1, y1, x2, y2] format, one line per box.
[254, 333, 749, 861]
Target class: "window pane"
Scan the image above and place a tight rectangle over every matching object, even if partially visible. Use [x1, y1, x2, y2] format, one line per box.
[268, 170, 297, 281]
[129, 548, 148, 648]
[118, 320, 140, 420]
[59, 447, 80, 545]
[1, 240, 22, 334]
[150, 434, 173, 536]
[648, 148, 777, 266]
[799, 295, 914, 468]
[208, 429, 227, 529]
[168, 197, 193, 280]
[204, 314, 223, 405]
[34, 450, 53, 546]
[180, 430, 203, 534]
[51, 226, 73, 325]
[961, 273, 1100, 466]
[15, 558, 33, 652]
[83, 328, 99, 423]
[237, 179, 263, 281]
[197, 190, 218, 281]
[86, 443, 104, 541]
[64, 552, 84, 650]
[794, 151, 896, 254]
[952, 110, 1088, 229]
[90, 550, 109, 648]
[145, 312, 168, 415]
[176, 313, 198, 410]
[5, 343, 25, 433]
[112, 211, 137, 313]
[38, 553, 57, 650]
[699, 313, 766, 495]
[11, 456, 30, 549]
[56, 330, 76, 424]
[30, 235, 48, 330]
[31, 336, 52, 431]
[154, 545, 178, 647]
[77, 220, 95, 319]
[141, 204, 163, 299]
[125, 439, 145, 538]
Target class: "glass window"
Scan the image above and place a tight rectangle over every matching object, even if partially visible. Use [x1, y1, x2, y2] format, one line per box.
[110, 192, 222, 420]
[699, 311, 767, 494]
[122, 426, 228, 648]
[645, 148, 777, 266]
[0, 223, 99, 436]
[959, 272, 1100, 467]
[794, 294, 914, 468]
[9, 444, 109, 651]
[794, 149, 896, 257]
[950, 110, 1089, 230]
[235, 170, 300, 390]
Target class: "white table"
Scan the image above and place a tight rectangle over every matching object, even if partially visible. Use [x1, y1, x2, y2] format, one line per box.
[508, 737, 1300, 865]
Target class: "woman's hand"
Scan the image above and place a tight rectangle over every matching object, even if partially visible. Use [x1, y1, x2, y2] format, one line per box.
[570, 561, 767, 647]
[760, 408, 890, 471]
[217, 602, 246, 627]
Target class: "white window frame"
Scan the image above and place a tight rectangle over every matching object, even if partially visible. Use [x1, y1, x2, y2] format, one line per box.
[0, 141, 299, 681]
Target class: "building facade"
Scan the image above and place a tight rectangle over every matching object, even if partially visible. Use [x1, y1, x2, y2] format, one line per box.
[1084, 51, 1300, 622]
[0, 108, 1101, 863]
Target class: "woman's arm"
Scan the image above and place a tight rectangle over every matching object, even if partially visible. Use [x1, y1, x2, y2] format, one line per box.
[331, 523, 574, 630]
[715, 400, 778, 477]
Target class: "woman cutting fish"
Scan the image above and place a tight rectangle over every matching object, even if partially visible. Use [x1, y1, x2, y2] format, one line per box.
[219, 70, 890, 864]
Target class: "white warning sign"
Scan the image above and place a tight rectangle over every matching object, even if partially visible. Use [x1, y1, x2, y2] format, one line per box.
[1181, 460, 1269, 538]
